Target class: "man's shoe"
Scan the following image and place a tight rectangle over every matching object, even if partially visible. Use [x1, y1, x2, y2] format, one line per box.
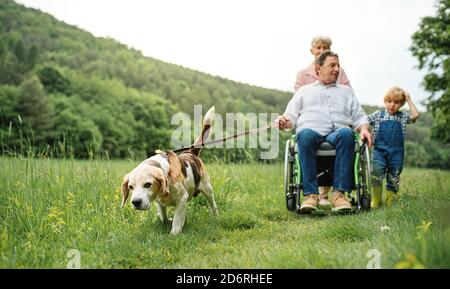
[300, 194, 319, 212]
[332, 191, 352, 211]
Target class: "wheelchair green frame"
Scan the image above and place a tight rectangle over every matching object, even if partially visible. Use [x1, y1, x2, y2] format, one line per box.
[284, 133, 372, 213]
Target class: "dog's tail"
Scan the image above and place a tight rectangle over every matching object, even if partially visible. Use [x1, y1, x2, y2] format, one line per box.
[190, 106, 214, 156]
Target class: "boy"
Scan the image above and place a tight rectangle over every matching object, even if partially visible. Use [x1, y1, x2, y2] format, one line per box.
[368, 87, 420, 208]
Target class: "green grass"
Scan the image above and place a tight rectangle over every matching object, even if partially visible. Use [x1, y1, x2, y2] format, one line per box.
[0, 157, 449, 268]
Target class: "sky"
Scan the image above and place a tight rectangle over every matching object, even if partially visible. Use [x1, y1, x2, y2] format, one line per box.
[15, 0, 436, 110]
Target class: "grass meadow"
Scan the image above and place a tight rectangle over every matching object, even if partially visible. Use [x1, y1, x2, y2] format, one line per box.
[0, 156, 449, 268]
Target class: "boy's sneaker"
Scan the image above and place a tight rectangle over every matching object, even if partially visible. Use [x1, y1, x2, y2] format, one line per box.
[332, 191, 352, 211]
[300, 194, 319, 212]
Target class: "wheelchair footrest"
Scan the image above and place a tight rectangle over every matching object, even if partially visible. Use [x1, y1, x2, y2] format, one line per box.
[296, 207, 359, 216]
[297, 209, 327, 216]
[330, 208, 357, 215]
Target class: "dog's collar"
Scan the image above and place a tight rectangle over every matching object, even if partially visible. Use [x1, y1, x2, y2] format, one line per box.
[154, 150, 170, 161]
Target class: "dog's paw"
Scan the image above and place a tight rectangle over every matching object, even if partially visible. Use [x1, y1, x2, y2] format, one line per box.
[170, 227, 182, 235]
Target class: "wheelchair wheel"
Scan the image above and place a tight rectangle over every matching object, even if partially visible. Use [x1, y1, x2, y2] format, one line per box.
[284, 139, 296, 211]
[357, 141, 372, 211]
[360, 194, 371, 211]
[287, 195, 296, 211]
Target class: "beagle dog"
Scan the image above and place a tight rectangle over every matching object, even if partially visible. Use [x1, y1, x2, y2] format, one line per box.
[120, 106, 218, 234]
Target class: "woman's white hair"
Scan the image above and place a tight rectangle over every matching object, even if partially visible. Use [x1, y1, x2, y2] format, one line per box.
[311, 36, 332, 48]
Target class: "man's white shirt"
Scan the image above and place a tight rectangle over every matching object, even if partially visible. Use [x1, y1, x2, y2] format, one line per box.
[283, 81, 369, 135]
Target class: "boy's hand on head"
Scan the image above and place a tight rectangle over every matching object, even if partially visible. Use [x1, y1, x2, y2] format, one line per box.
[404, 91, 411, 101]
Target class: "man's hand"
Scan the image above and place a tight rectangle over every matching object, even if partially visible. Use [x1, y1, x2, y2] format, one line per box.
[275, 115, 292, 130]
[359, 126, 373, 147]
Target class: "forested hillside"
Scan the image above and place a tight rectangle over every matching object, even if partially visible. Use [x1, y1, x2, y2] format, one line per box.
[0, 0, 447, 168]
[0, 0, 290, 159]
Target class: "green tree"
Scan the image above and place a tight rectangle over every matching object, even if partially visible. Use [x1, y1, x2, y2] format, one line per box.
[53, 109, 103, 158]
[405, 141, 429, 167]
[0, 38, 22, 85]
[422, 140, 450, 169]
[0, 84, 20, 124]
[410, 0, 450, 143]
[37, 66, 70, 95]
[13, 39, 24, 63]
[16, 75, 54, 142]
[0, 85, 21, 152]
[26, 44, 38, 71]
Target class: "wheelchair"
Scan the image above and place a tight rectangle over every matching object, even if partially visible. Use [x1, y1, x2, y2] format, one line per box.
[284, 132, 372, 214]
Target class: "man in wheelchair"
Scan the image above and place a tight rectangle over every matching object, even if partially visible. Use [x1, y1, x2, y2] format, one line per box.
[276, 51, 372, 213]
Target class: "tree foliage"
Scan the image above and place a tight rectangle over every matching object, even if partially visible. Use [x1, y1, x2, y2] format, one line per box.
[37, 66, 70, 94]
[411, 0, 450, 143]
[0, 0, 448, 168]
[0, 0, 291, 160]
[16, 75, 54, 141]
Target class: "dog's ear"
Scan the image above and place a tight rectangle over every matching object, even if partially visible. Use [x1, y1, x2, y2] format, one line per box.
[120, 174, 130, 208]
[167, 150, 184, 182]
[155, 173, 170, 198]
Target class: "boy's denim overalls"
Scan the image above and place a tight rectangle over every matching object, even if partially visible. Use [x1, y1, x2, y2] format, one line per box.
[372, 111, 404, 192]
